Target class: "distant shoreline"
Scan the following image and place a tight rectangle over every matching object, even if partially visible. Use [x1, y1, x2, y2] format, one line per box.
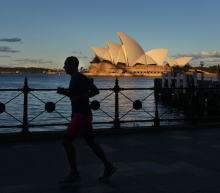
[84, 72, 162, 77]
[0, 72, 217, 78]
[0, 67, 64, 74]
[0, 72, 64, 75]
[0, 72, 218, 78]
[0, 67, 218, 78]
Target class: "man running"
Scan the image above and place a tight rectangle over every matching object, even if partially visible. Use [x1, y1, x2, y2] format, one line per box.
[57, 56, 116, 184]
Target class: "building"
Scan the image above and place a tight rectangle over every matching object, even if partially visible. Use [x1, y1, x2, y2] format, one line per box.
[86, 32, 193, 77]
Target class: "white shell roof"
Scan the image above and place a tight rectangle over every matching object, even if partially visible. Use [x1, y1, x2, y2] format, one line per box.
[166, 57, 178, 66]
[145, 55, 157, 65]
[135, 54, 147, 65]
[90, 46, 112, 61]
[145, 48, 168, 66]
[175, 57, 193, 66]
[90, 32, 192, 67]
[116, 32, 145, 66]
[166, 57, 193, 66]
[105, 41, 126, 64]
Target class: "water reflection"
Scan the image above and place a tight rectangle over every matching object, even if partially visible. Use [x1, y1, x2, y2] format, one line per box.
[0, 74, 183, 132]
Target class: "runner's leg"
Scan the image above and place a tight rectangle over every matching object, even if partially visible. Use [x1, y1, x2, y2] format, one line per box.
[62, 135, 79, 176]
[84, 136, 113, 168]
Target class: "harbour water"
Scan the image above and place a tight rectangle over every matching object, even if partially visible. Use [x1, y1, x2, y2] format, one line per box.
[0, 74, 182, 133]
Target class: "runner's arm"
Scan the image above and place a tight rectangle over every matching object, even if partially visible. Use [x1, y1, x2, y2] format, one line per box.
[88, 83, 99, 98]
[57, 87, 70, 97]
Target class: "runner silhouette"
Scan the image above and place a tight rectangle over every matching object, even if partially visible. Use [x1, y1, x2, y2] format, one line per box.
[57, 56, 116, 184]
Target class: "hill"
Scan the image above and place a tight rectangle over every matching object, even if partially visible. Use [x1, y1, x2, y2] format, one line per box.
[0, 67, 64, 74]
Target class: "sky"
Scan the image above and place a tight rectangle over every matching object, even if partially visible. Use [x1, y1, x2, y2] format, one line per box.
[0, 0, 220, 69]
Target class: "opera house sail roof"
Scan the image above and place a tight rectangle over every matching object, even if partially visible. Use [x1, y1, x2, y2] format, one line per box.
[116, 32, 146, 66]
[105, 41, 126, 64]
[90, 32, 193, 67]
[145, 48, 168, 66]
[166, 57, 193, 67]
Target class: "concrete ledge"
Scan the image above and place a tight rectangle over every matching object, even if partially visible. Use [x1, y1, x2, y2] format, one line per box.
[1, 123, 220, 143]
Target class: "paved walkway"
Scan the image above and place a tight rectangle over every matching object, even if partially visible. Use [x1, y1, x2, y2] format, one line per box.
[1, 128, 220, 193]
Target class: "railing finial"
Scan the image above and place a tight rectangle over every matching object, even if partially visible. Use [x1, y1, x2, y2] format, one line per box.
[114, 77, 120, 129]
[22, 76, 29, 133]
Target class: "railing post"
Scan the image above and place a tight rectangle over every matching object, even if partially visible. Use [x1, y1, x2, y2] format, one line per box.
[154, 87, 160, 127]
[113, 78, 120, 129]
[218, 64, 220, 84]
[22, 77, 29, 133]
[191, 86, 198, 125]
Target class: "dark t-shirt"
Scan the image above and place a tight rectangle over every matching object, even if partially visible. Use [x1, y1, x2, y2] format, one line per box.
[69, 72, 92, 115]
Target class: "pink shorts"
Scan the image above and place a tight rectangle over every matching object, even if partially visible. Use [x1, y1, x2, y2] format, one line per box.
[65, 113, 93, 137]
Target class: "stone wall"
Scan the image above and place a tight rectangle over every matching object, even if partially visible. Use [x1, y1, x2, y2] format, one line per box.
[87, 62, 171, 77]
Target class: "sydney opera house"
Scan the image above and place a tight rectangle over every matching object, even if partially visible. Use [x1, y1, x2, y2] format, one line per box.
[86, 32, 193, 77]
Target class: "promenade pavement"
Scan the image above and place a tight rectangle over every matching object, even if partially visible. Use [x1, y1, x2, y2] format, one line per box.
[1, 127, 220, 193]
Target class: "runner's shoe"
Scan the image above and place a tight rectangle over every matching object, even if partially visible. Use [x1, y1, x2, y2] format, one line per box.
[99, 166, 117, 181]
[59, 174, 81, 187]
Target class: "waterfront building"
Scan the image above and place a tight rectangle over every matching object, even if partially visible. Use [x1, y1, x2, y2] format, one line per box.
[86, 32, 193, 77]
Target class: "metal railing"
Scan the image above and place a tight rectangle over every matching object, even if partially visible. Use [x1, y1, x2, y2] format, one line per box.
[0, 77, 220, 133]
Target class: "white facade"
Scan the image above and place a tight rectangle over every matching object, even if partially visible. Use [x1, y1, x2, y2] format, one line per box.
[166, 57, 193, 67]
[116, 32, 146, 66]
[90, 47, 111, 61]
[105, 41, 126, 64]
[175, 57, 193, 66]
[90, 32, 192, 67]
[145, 48, 168, 66]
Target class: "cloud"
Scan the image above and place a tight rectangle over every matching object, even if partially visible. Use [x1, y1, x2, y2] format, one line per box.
[206, 58, 220, 62]
[200, 51, 220, 57]
[172, 53, 201, 59]
[13, 58, 53, 64]
[0, 46, 20, 53]
[77, 55, 93, 59]
[71, 50, 93, 60]
[0, 55, 11, 58]
[72, 51, 82, 55]
[172, 51, 220, 60]
[0, 38, 22, 42]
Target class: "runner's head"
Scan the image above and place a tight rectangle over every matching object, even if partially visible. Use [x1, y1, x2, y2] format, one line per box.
[64, 56, 79, 74]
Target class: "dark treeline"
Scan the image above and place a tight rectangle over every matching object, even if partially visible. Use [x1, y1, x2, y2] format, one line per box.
[0, 66, 87, 74]
[0, 65, 219, 74]
[0, 67, 64, 74]
[172, 64, 220, 73]
[190, 65, 220, 73]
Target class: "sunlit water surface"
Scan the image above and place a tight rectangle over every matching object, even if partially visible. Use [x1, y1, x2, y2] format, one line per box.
[0, 74, 183, 133]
